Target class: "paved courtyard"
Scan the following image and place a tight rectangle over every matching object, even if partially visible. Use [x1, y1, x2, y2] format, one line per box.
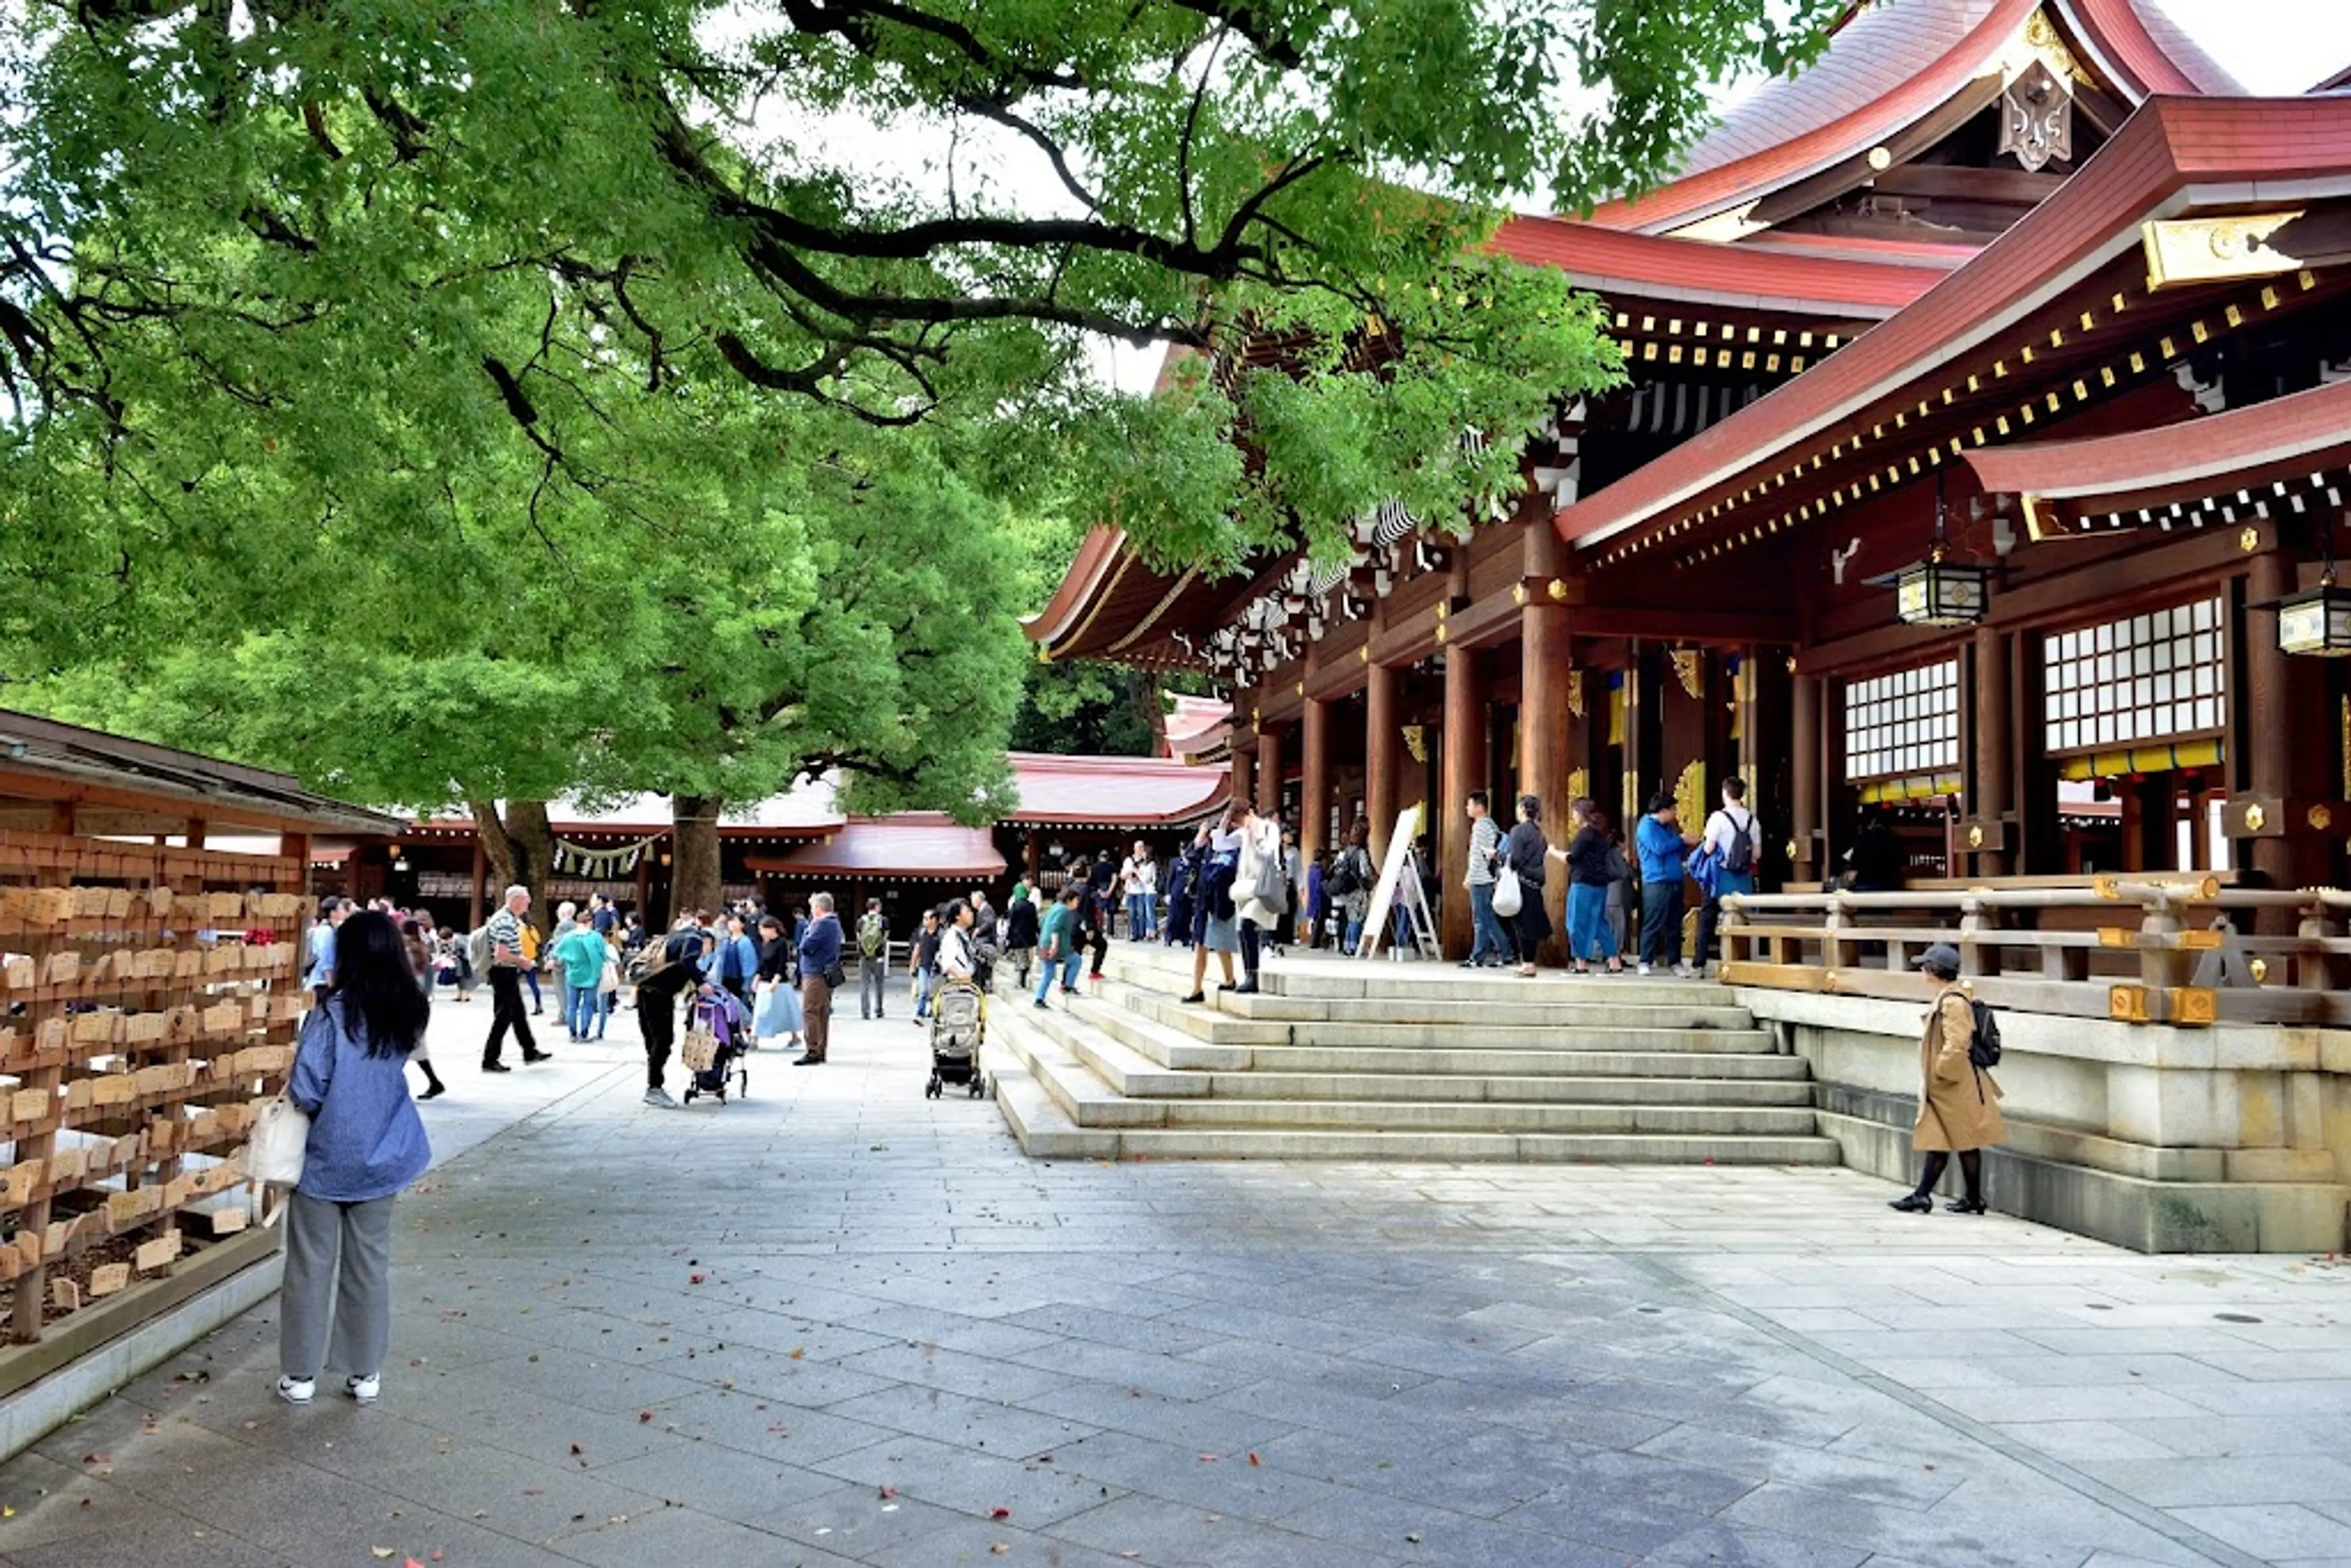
[0, 991, 2347, 1567]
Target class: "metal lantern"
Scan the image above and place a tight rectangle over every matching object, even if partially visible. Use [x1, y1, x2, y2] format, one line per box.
[2278, 576, 2351, 656]
[1895, 548, 1990, 627]
[1894, 475, 1990, 627]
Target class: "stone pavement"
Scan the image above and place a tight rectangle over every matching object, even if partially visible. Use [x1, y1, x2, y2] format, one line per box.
[1, 987, 2347, 1568]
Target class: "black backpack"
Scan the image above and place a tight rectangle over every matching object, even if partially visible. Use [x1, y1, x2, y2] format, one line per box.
[1329, 849, 1365, 899]
[1722, 810, 1755, 875]
[1967, 999, 2003, 1069]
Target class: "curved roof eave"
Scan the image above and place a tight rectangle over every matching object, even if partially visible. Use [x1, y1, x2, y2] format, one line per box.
[1963, 375, 2351, 501]
[1025, 526, 1126, 651]
[1584, 0, 2042, 236]
[1552, 96, 2351, 553]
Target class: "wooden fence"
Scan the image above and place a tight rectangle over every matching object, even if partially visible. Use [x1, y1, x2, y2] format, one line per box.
[1720, 874, 2351, 1027]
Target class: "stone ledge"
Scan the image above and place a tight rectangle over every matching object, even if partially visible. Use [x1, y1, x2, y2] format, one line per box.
[1736, 986, 2322, 1071]
[1817, 1103, 2350, 1253]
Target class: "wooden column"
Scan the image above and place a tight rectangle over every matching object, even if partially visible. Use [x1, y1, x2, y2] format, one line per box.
[1300, 697, 1332, 872]
[1521, 600, 1572, 961]
[1972, 626, 2013, 877]
[1791, 672, 1822, 886]
[2243, 548, 2331, 896]
[1367, 661, 1401, 860]
[1439, 642, 1482, 958]
[1231, 737, 1255, 812]
[1257, 722, 1284, 817]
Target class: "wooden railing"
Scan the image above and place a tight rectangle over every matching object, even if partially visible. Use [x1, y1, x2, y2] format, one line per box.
[1720, 876, 2351, 1027]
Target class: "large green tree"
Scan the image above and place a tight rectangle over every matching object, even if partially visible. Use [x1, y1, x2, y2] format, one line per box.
[0, 0, 1838, 652]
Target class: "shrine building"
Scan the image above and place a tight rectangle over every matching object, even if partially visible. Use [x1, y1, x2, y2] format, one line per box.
[1027, 2, 2351, 1249]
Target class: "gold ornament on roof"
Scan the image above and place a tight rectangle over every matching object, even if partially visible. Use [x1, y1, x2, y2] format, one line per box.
[2241, 526, 2262, 553]
[2020, 10, 2091, 84]
[2309, 804, 2334, 833]
[1968, 823, 1985, 849]
[1547, 579, 1569, 601]
[2244, 803, 2267, 832]
[1402, 725, 1429, 764]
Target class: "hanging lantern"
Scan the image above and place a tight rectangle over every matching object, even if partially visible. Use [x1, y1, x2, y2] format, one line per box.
[1896, 548, 1991, 627]
[1893, 475, 1990, 627]
[2278, 573, 2351, 656]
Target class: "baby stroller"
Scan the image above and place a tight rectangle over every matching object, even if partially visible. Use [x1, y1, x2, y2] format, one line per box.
[681, 989, 750, 1105]
[926, 978, 988, 1100]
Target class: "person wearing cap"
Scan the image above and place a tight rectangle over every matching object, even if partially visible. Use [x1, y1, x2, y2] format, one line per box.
[1889, 942, 2003, 1214]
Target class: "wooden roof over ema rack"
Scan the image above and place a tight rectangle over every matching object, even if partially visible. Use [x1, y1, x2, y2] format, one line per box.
[0, 709, 402, 840]
[1030, 0, 2264, 680]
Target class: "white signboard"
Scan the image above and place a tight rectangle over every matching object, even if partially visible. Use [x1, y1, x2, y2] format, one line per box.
[1355, 808, 1440, 960]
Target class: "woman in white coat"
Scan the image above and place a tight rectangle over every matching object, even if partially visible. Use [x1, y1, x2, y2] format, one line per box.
[1234, 809, 1288, 995]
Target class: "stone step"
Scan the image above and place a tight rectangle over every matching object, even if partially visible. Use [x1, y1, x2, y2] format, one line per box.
[1018, 1001, 1204, 1098]
[985, 1054, 1119, 1158]
[1105, 1128, 1842, 1164]
[1209, 991, 1753, 1029]
[1100, 950, 1731, 1007]
[1199, 1071, 1814, 1106]
[1097, 979, 1760, 1043]
[1242, 1043, 1809, 1078]
[1065, 995, 1256, 1070]
[1148, 1099, 1823, 1135]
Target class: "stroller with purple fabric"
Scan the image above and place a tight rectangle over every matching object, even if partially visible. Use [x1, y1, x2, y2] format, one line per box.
[681, 988, 750, 1105]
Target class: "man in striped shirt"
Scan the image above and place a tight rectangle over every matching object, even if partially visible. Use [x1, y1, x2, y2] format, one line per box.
[1463, 790, 1509, 969]
[481, 885, 551, 1073]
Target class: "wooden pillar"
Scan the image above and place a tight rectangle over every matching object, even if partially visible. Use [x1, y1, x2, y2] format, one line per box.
[2243, 547, 2331, 896]
[1231, 737, 1255, 813]
[1521, 601, 1572, 961]
[1791, 672, 1823, 887]
[1258, 722, 1284, 817]
[1023, 830, 1043, 885]
[1300, 697, 1332, 872]
[1973, 626, 2013, 877]
[1367, 661, 1401, 860]
[1440, 642, 1482, 958]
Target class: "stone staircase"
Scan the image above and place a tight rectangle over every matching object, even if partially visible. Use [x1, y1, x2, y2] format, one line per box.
[988, 944, 1839, 1164]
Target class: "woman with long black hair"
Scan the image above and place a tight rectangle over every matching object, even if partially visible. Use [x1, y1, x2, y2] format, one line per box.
[277, 910, 432, 1406]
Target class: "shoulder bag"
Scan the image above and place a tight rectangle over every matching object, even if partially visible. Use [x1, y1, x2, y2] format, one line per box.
[1491, 861, 1524, 918]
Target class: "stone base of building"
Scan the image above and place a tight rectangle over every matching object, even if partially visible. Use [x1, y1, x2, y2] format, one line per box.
[1741, 989, 2351, 1255]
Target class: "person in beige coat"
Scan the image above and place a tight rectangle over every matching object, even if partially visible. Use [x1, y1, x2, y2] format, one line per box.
[1889, 942, 2003, 1214]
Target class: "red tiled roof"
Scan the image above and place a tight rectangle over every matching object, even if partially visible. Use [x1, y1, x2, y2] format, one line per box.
[1005, 752, 1231, 826]
[2061, 0, 2240, 96]
[1587, 0, 2038, 233]
[1554, 96, 2351, 552]
[1963, 376, 2351, 501]
[748, 816, 1005, 881]
[1491, 216, 1935, 314]
[1586, 0, 2236, 237]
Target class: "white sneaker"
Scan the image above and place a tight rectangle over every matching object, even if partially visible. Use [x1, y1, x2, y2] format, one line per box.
[1637, 963, 1652, 977]
[1673, 964, 1698, 979]
[345, 1373, 380, 1402]
[643, 1087, 679, 1108]
[276, 1376, 314, 1405]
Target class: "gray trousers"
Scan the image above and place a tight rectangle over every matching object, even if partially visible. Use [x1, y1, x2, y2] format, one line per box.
[859, 957, 887, 1018]
[280, 1190, 397, 1381]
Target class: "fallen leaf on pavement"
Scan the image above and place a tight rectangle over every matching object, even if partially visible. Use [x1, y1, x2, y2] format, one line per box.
[989, 1507, 1011, 1520]
[1247, 1452, 1261, 1467]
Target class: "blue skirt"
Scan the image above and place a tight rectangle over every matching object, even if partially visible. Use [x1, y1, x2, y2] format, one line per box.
[753, 980, 803, 1037]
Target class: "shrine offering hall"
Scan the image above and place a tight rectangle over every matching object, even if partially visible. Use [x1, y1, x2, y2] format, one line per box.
[1028, 1, 2351, 1253]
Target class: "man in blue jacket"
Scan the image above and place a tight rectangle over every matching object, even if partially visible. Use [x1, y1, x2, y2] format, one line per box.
[794, 891, 843, 1065]
[1635, 793, 1695, 978]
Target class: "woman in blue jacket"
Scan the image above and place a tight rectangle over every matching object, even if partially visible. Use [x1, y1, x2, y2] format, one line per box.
[279, 910, 432, 1405]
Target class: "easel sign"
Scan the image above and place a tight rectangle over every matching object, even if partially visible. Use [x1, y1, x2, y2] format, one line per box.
[1356, 808, 1440, 961]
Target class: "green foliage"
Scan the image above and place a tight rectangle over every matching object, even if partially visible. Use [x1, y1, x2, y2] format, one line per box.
[0, 0, 1840, 636]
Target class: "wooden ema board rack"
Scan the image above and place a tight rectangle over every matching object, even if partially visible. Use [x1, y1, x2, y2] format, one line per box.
[0, 831, 309, 1343]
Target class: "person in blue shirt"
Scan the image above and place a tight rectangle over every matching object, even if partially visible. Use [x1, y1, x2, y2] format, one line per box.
[279, 910, 432, 1407]
[710, 912, 760, 1013]
[302, 896, 349, 1003]
[793, 891, 844, 1065]
[1634, 793, 1696, 977]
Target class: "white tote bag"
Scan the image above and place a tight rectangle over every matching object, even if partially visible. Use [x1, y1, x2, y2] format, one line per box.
[240, 1095, 311, 1188]
[1491, 863, 1524, 918]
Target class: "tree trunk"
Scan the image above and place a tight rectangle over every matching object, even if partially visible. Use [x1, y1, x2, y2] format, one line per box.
[671, 794, 724, 922]
[470, 797, 558, 934]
